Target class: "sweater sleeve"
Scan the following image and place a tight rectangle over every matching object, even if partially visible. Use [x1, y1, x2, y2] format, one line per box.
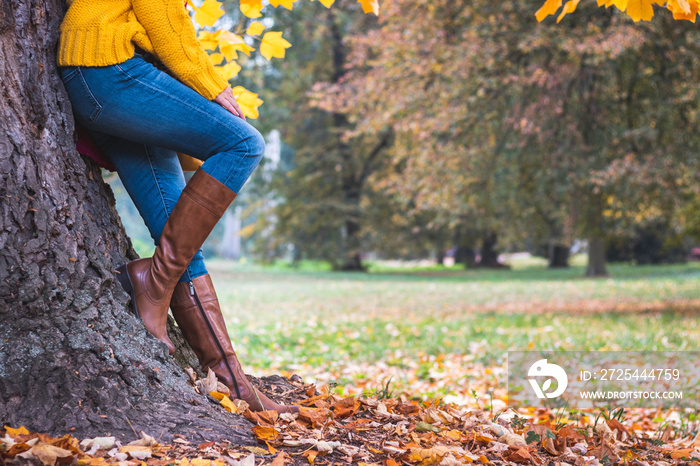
[131, 0, 229, 100]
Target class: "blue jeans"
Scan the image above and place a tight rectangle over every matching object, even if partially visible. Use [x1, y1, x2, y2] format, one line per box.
[58, 54, 264, 283]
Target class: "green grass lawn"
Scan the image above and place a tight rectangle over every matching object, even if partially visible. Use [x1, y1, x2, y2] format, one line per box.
[204, 257, 700, 401]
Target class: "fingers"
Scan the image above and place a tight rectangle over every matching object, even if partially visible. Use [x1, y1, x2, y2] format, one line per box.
[231, 99, 246, 121]
[214, 87, 246, 120]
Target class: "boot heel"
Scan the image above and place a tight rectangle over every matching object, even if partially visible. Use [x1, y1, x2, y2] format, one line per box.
[116, 264, 139, 318]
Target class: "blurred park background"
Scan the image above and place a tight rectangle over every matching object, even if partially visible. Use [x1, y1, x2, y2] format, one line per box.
[107, 0, 700, 405]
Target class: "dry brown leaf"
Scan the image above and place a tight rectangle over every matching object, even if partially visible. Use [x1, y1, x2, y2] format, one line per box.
[196, 368, 219, 394]
[303, 449, 318, 464]
[499, 432, 526, 446]
[119, 445, 152, 460]
[28, 444, 73, 466]
[397, 402, 420, 415]
[504, 446, 533, 464]
[245, 446, 269, 455]
[439, 453, 465, 466]
[587, 442, 619, 463]
[270, 451, 289, 466]
[331, 396, 361, 418]
[557, 425, 586, 442]
[243, 409, 278, 426]
[669, 448, 700, 460]
[127, 431, 157, 447]
[298, 407, 331, 428]
[408, 445, 467, 464]
[605, 419, 631, 441]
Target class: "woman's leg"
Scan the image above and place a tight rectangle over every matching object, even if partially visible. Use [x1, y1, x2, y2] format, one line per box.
[58, 56, 265, 194]
[59, 57, 298, 412]
[88, 131, 207, 283]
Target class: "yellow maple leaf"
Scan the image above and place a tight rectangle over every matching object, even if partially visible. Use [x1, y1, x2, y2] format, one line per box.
[260, 31, 292, 60]
[626, 0, 655, 20]
[208, 53, 224, 65]
[357, 0, 379, 14]
[240, 0, 263, 18]
[4, 425, 29, 437]
[197, 30, 220, 50]
[556, 0, 580, 21]
[218, 31, 255, 60]
[193, 0, 224, 27]
[232, 86, 263, 119]
[214, 61, 241, 80]
[246, 21, 265, 36]
[610, 0, 629, 11]
[310, 0, 336, 8]
[270, 0, 298, 9]
[536, 0, 562, 21]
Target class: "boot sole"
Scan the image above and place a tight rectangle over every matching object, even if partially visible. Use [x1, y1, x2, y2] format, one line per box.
[116, 264, 140, 319]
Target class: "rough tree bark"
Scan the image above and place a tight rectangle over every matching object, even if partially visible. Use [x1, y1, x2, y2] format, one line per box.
[0, 0, 254, 443]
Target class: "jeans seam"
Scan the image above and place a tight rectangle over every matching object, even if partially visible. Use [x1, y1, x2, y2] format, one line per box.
[144, 145, 172, 244]
[77, 68, 103, 122]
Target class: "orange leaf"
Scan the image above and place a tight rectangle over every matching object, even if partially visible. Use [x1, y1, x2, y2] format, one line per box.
[265, 441, 278, 454]
[4, 426, 30, 437]
[252, 425, 280, 442]
[303, 449, 318, 464]
[556, 0, 581, 22]
[536, 0, 562, 21]
[357, 0, 379, 15]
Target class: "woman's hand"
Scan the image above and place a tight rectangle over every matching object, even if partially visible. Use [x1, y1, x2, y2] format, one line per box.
[214, 86, 246, 120]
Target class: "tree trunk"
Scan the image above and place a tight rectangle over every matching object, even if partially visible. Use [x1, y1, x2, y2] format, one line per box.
[0, 0, 253, 443]
[548, 244, 570, 268]
[340, 210, 365, 271]
[435, 237, 446, 266]
[453, 226, 477, 268]
[586, 235, 608, 277]
[478, 231, 509, 269]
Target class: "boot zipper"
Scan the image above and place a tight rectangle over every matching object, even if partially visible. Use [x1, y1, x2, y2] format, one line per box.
[191, 282, 243, 401]
[189, 281, 195, 296]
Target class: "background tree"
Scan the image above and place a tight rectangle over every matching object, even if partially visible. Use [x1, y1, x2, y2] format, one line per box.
[315, 0, 700, 275]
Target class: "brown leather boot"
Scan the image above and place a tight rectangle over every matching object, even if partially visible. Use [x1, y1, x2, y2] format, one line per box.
[171, 274, 300, 413]
[117, 170, 236, 355]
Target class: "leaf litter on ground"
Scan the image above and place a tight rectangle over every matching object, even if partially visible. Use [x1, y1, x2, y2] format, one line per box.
[2, 371, 699, 466]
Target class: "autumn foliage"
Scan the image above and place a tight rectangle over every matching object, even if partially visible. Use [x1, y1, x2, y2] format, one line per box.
[537, 0, 700, 23]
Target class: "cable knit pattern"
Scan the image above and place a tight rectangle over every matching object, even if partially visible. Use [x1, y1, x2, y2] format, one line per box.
[58, 0, 229, 100]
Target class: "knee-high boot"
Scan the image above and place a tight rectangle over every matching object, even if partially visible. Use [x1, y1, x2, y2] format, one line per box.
[117, 170, 236, 355]
[171, 274, 300, 413]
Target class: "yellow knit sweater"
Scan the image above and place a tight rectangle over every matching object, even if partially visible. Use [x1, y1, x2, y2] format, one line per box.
[57, 0, 228, 101]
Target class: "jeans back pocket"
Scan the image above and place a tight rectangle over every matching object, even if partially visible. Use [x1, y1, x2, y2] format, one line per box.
[59, 66, 103, 123]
